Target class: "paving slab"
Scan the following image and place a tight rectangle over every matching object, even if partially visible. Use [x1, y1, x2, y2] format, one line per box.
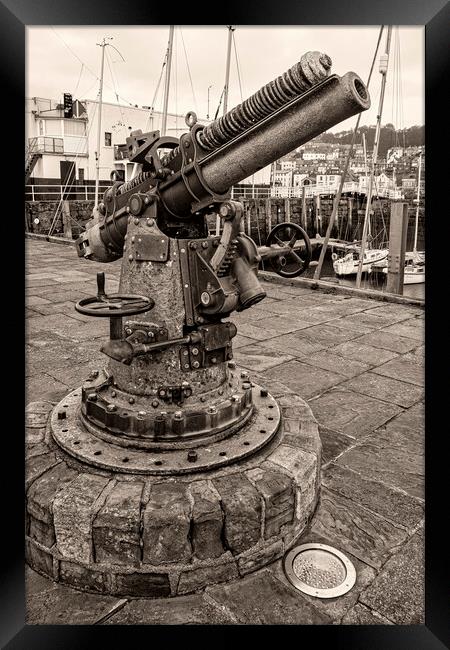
[403, 345, 425, 366]
[341, 602, 393, 624]
[354, 330, 420, 354]
[310, 487, 409, 568]
[104, 593, 236, 625]
[269, 360, 347, 400]
[296, 323, 363, 346]
[359, 529, 424, 624]
[206, 570, 331, 624]
[258, 332, 326, 357]
[340, 372, 423, 408]
[383, 401, 424, 436]
[329, 340, 399, 367]
[298, 350, 371, 378]
[336, 427, 424, 499]
[371, 356, 424, 386]
[380, 319, 424, 342]
[26, 567, 123, 625]
[308, 389, 402, 438]
[232, 343, 295, 373]
[319, 427, 356, 465]
[321, 463, 424, 530]
[26, 373, 69, 403]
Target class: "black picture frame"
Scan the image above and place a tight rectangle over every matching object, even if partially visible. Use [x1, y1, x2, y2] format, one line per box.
[4, 0, 449, 646]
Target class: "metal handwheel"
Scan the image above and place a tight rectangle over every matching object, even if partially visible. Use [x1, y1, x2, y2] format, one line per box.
[266, 222, 312, 278]
[75, 272, 154, 317]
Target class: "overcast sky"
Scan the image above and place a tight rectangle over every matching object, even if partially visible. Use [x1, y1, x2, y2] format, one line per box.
[26, 26, 424, 133]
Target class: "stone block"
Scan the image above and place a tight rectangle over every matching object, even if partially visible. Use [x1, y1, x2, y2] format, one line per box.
[177, 558, 239, 595]
[265, 445, 318, 518]
[25, 451, 59, 490]
[93, 481, 144, 567]
[59, 560, 110, 594]
[114, 571, 171, 598]
[213, 473, 262, 554]
[27, 462, 78, 524]
[25, 400, 54, 428]
[190, 480, 225, 560]
[53, 473, 111, 563]
[26, 538, 54, 578]
[142, 482, 191, 564]
[237, 539, 284, 576]
[28, 514, 55, 547]
[246, 467, 295, 539]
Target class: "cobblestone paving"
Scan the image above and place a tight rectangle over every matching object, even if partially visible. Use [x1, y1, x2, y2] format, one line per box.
[25, 239, 425, 625]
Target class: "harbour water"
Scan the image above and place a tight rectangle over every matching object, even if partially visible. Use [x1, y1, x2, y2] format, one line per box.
[302, 253, 425, 301]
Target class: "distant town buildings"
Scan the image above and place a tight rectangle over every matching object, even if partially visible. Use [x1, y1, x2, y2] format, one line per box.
[25, 94, 424, 202]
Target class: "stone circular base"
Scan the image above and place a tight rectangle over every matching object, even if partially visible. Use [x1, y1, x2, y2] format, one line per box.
[25, 388, 321, 598]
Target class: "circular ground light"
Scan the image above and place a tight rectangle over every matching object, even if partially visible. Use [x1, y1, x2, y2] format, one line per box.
[283, 543, 356, 598]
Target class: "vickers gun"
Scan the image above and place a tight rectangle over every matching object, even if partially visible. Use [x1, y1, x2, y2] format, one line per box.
[27, 52, 371, 597]
[66, 51, 370, 458]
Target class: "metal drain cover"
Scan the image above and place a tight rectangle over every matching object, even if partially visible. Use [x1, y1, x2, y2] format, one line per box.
[283, 543, 356, 598]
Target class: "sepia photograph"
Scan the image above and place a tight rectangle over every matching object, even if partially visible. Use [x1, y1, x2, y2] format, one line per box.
[21, 21, 428, 630]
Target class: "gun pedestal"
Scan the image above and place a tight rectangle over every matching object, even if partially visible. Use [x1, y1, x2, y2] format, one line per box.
[25, 50, 371, 597]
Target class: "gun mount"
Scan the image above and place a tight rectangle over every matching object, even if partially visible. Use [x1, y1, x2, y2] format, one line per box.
[27, 52, 371, 597]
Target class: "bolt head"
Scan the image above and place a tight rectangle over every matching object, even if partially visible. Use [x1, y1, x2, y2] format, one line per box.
[193, 361, 200, 369]
[107, 404, 117, 412]
[128, 254, 133, 261]
[111, 391, 117, 398]
[187, 450, 198, 462]
[151, 400, 159, 408]
[201, 241, 208, 249]
[189, 242, 198, 250]
[147, 218, 155, 226]
[228, 361, 236, 369]
[129, 397, 135, 404]
[192, 348, 199, 356]
[134, 218, 140, 225]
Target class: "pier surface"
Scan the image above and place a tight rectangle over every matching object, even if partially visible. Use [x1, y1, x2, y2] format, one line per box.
[25, 238, 424, 625]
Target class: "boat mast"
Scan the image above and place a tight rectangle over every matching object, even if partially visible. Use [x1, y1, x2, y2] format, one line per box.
[94, 37, 111, 211]
[223, 26, 235, 115]
[356, 25, 392, 288]
[161, 25, 174, 137]
[413, 151, 422, 256]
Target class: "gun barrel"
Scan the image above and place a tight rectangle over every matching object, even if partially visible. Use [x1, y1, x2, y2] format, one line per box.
[200, 72, 369, 194]
[159, 72, 369, 217]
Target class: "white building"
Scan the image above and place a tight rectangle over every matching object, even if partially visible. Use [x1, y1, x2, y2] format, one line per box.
[302, 151, 326, 161]
[280, 160, 296, 172]
[26, 96, 207, 182]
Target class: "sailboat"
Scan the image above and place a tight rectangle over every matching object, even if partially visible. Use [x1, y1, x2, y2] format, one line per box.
[333, 136, 388, 277]
[404, 151, 425, 284]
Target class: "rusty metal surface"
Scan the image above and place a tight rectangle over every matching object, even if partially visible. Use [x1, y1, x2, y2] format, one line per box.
[51, 383, 280, 474]
[129, 233, 170, 262]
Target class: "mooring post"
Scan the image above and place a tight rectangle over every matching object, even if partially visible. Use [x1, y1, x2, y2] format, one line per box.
[62, 201, 72, 239]
[315, 194, 321, 235]
[386, 202, 409, 295]
[285, 198, 291, 222]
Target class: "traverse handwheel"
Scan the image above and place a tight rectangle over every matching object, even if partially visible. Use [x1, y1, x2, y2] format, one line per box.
[266, 222, 312, 278]
[75, 272, 154, 317]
